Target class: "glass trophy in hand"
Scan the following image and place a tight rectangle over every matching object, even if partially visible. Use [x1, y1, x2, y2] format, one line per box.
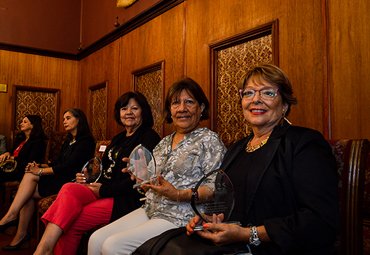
[127, 144, 157, 189]
[191, 169, 240, 230]
[81, 157, 102, 183]
[0, 159, 17, 172]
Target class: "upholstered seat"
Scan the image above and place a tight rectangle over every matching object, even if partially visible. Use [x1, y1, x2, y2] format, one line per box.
[362, 148, 370, 255]
[327, 139, 369, 255]
[0, 181, 19, 217]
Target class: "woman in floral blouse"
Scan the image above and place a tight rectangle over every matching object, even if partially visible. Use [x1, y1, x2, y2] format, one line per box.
[88, 78, 226, 255]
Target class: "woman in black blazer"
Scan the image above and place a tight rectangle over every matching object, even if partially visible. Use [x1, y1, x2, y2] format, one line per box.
[184, 64, 340, 255]
[0, 115, 47, 182]
[0, 109, 95, 251]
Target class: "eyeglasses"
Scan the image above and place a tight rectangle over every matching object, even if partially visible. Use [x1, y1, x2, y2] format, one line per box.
[239, 87, 279, 100]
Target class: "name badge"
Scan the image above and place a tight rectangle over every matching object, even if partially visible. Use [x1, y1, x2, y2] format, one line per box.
[99, 145, 107, 152]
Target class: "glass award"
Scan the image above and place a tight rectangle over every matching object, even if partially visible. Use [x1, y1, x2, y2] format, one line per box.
[0, 159, 17, 173]
[127, 144, 157, 189]
[81, 157, 102, 183]
[191, 169, 239, 230]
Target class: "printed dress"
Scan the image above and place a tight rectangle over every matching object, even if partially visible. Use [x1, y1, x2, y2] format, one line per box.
[144, 127, 226, 227]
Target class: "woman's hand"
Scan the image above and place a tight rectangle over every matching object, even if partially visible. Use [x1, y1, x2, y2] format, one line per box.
[122, 157, 136, 181]
[186, 215, 206, 235]
[196, 222, 248, 246]
[75, 172, 87, 184]
[86, 183, 102, 198]
[141, 175, 178, 200]
[25, 161, 41, 175]
[0, 152, 11, 162]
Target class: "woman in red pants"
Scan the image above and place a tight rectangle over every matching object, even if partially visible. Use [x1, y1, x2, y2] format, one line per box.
[33, 92, 161, 255]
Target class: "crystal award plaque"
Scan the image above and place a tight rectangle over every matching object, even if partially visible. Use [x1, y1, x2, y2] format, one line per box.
[0, 159, 17, 173]
[81, 157, 102, 183]
[127, 144, 157, 189]
[191, 169, 239, 230]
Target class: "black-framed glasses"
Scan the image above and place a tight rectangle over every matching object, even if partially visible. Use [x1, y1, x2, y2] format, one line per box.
[239, 87, 279, 100]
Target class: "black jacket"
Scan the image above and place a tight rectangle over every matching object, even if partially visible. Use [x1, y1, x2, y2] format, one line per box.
[98, 125, 161, 222]
[221, 122, 340, 254]
[38, 134, 95, 197]
[1, 135, 46, 182]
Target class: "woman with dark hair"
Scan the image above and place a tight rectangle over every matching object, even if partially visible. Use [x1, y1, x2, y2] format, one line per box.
[33, 92, 161, 255]
[0, 108, 95, 251]
[0, 115, 47, 183]
[87, 78, 226, 255]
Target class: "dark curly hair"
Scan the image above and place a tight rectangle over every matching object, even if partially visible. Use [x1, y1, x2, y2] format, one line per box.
[113, 91, 154, 128]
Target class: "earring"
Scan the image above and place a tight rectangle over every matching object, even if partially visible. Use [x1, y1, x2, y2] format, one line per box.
[279, 111, 286, 126]
[245, 121, 252, 136]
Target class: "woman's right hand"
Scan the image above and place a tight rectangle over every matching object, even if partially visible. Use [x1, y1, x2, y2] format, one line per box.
[186, 215, 205, 236]
[75, 172, 87, 184]
[0, 152, 11, 162]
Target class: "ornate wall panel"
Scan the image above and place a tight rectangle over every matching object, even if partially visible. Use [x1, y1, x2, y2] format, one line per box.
[210, 22, 278, 147]
[14, 89, 58, 138]
[133, 62, 164, 137]
[90, 85, 107, 140]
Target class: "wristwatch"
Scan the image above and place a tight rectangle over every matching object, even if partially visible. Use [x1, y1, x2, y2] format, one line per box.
[249, 225, 261, 246]
[38, 168, 44, 176]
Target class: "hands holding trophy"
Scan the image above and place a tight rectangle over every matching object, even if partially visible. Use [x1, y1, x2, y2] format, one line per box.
[190, 169, 240, 230]
[127, 144, 158, 189]
[81, 157, 103, 183]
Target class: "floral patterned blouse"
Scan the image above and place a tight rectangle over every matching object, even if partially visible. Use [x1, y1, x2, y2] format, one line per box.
[143, 127, 226, 227]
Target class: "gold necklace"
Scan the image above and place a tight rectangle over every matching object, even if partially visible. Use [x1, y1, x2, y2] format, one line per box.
[245, 136, 269, 153]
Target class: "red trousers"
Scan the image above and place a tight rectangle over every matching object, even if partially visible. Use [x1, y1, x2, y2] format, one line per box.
[41, 183, 113, 255]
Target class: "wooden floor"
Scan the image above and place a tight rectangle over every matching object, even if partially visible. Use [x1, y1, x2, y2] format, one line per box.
[0, 233, 38, 255]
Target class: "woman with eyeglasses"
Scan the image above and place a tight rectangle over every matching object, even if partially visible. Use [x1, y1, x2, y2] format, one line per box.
[135, 64, 340, 255]
[87, 78, 226, 255]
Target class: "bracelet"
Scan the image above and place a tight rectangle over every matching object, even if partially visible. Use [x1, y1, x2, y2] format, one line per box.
[191, 188, 199, 202]
[137, 187, 145, 195]
[38, 168, 44, 176]
[248, 224, 261, 246]
[176, 190, 180, 203]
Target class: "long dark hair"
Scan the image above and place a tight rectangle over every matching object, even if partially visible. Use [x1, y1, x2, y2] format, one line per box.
[114, 91, 154, 128]
[63, 108, 93, 141]
[17, 115, 47, 140]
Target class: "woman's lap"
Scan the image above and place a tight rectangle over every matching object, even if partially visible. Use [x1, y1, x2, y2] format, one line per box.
[88, 208, 177, 255]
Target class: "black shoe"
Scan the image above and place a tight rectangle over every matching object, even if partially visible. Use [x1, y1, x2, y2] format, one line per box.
[2, 232, 31, 251]
[0, 218, 18, 234]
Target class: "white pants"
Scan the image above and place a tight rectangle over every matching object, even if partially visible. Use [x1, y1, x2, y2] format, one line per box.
[88, 208, 177, 255]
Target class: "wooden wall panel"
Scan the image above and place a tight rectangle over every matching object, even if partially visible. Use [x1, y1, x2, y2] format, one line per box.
[119, 4, 185, 137]
[328, 0, 370, 140]
[79, 39, 121, 140]
[0, 50, 79, 146]
[185, 0, 325, 134]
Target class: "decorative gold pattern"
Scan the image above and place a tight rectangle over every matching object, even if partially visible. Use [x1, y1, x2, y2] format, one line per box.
[90, 87, 107, 140]
[216, 34, 272, 146]
[135, 69, 162, 136]
[15, 90, 56, 138]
